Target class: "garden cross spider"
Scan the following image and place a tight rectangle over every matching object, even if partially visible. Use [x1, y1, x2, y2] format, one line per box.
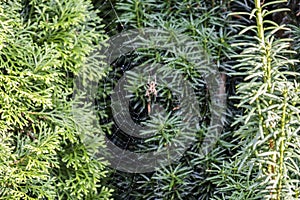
[145, 75, 157, 114]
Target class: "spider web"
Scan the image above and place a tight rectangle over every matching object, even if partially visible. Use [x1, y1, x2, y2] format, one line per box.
[94, 2, 169, 195]
[93, 0, 210, 197]
[94, 0, 125, 36]
[95, 0, 143, 152]
[95, 0, 199, 150]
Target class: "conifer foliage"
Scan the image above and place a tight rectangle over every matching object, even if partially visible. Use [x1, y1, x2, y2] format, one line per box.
[97, 0, 234, 199]
[0, 0, 112, 199]
[2, 0, 300, 199]
[212, 0, 300, 199]
[97, 0, 300, 199]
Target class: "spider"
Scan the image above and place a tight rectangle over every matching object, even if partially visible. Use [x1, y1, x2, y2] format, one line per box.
[145, 75, 157, 114]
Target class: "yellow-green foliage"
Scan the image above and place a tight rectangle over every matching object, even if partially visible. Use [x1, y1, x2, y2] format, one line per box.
[0, 0, 112, 199]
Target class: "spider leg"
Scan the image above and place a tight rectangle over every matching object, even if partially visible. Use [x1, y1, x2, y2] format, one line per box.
[147, 102, 151, 114]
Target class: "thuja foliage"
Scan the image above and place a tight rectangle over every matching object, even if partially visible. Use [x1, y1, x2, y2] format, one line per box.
[0, 0, 113, 199]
